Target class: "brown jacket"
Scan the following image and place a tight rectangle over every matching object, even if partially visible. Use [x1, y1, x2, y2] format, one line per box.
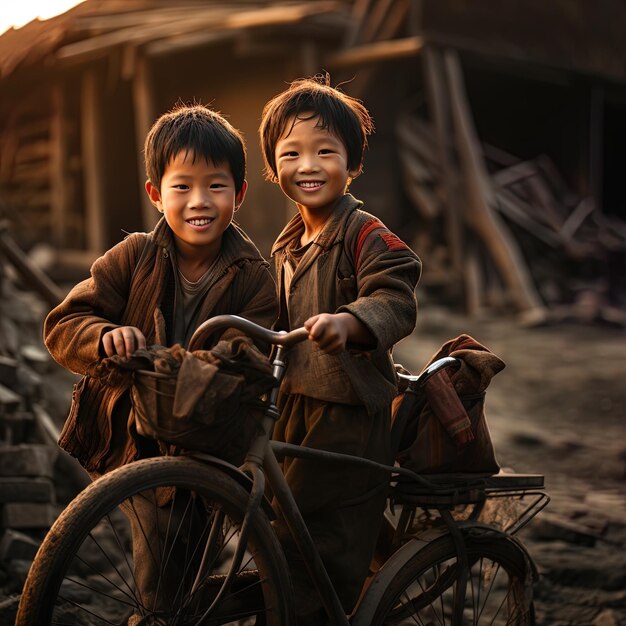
[45, 218, 277, 473]
[271, 194, 421, 413]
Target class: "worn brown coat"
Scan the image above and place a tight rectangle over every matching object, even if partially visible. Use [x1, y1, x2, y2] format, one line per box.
[271, 194, 422, 412]
[45, 218, 276, 473]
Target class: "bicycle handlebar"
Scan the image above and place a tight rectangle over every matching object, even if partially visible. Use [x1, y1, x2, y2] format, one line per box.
[397, 356, 461, 389]
[188, 314, 309, 352]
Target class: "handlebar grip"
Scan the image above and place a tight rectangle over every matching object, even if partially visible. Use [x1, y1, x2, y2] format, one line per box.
[187, 314, 308, 351]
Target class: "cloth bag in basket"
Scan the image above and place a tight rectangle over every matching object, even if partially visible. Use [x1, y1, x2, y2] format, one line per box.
[392, 334, 503, 474]
[98, 337, 276, 464]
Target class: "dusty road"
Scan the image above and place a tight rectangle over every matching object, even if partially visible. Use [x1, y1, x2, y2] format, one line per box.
[395, 309, 626, 626]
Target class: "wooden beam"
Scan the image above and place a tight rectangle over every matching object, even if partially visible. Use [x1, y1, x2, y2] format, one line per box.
[444, 49, 544, 314]
[359, 0, 396, 44]
[342, 0, 372, 48]
[131, 53, 158, 231]
[422, 45, 463, 278]
[57, 3, 340, 64]
[80, 67, 107, 254]
[0, 222, 63, 308]
[49, 84, 69, 247]
[327, 36, 423, 68]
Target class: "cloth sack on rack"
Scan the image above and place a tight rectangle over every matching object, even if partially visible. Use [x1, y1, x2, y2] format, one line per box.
[392, 334, 503, 474]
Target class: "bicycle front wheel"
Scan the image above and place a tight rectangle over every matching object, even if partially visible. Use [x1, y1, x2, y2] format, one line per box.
[370, 530, 535, 626]
[17, 456, 293, 625]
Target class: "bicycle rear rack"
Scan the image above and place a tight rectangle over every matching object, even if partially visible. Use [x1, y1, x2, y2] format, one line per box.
[390, 472, 550, 539]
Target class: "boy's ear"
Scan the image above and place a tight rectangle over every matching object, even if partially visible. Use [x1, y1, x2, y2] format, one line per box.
[234, 180, 248, 212]
[348, 165, 362, 180]
[145, 180, 163, 211]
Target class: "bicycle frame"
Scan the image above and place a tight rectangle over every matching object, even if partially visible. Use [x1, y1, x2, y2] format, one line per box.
[188, 315, 481, 625]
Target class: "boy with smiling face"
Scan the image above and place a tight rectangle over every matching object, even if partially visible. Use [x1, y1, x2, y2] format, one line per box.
[46, 103, 276, 471]
[259, 75, 422, 622]
[44, 104, 276, 615]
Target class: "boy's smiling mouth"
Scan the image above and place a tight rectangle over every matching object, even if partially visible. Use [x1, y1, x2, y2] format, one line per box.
[297, 181, 324, 190]
[186, 217, 214, 227]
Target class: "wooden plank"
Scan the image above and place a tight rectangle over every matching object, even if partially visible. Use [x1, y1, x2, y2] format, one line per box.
[80, 67, 107, 254]
[50, 83, 70, 247]
[399, 149, 439, 219]
[0, 444, 55, 478]
[57, 3, 340, 64]
[327, 36, 423, 68]
[13, 139, 50, 165]
[493, 189, 562, 247]
[74, 7, 208, 31]
[376, 0, 410, 42]
[444, 49, 544, 314]
[492, 160, 540, 188]
[423, 45, 463, 278]
[145, 30, 235, 57]
[0, 384, 21, 415]
[0, 477, 54, 503]
[0, 529, 40, 561]
[359, 0, 396, 44]
[11, 161, 50, 184]
[396, 116, 439, 168]
[560, 197, 595, 240]
[132, 54, 159, 232]
[0, 224, 63, 308]
[342, 0, 372, 48]
[337, 0, 410, 97]
[2, 502, 58, 529]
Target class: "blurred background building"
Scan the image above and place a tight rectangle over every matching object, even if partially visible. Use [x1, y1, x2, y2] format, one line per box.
[0, 0, 625, 320]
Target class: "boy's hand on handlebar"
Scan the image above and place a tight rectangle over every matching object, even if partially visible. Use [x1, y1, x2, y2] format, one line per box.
[304, 312, 373, 355]
[101, 326, 147, 358]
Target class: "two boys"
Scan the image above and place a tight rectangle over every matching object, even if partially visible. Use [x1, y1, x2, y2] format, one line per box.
[46, 75, 421, 622]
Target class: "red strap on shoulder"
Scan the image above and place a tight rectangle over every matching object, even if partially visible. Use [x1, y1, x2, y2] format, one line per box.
[355, 218, 384, 271]
[380, 231, 410, 252]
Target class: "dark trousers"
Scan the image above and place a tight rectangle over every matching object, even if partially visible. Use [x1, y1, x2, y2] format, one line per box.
[272, 394, 392, 624]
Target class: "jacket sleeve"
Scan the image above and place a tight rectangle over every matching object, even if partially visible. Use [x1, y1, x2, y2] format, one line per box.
[43, 235, 145, 374]
[338, 226, 421, 352]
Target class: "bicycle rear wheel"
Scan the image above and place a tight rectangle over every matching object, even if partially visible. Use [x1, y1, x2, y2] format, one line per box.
[370, 530, 535, 625]
[17, 456, 293, 625]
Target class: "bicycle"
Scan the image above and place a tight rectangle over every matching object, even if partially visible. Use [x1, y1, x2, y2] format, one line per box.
[16, 314, 549, 625]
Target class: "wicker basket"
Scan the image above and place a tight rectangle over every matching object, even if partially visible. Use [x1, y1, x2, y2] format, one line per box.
[131, 368, 261, 462]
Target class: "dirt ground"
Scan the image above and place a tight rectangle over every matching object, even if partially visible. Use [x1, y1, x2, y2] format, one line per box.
[395, 309, 626, 626]
[1, 304, 625, 624]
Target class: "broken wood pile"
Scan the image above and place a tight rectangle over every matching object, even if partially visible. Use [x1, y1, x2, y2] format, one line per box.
[398, 47, 626, 325]
[0, 228, 87, 619]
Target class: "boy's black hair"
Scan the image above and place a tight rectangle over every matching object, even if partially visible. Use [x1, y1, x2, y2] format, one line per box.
[259, 73, 374, 181]
[144, 103, 246, 193]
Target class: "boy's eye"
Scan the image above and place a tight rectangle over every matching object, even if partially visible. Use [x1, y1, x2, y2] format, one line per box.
[281, 151, 298, 158]
[319, 149, 334, 155]
[210, 183, 227, 189]
[173, 184, 189, 190]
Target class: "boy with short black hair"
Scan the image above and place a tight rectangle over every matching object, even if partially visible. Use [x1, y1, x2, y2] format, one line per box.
[46, 103, 276, 475]
[45, 103, 276, 617]
[259, 74, 421, 622]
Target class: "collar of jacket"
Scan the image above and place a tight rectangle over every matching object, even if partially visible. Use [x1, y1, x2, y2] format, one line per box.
[270, 194, 363, 256]
[150, 216, 269, 268]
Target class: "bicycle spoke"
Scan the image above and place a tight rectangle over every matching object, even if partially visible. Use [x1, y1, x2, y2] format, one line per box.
[61, 575, 138, 610]
[53, 593, 120, 625]
[104, 511, 145, 609]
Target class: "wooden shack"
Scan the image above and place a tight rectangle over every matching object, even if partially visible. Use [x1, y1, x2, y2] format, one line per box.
[1, 0, 624, 317]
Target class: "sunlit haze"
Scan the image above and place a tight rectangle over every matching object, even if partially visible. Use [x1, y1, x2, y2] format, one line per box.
[0, 0, 87, 35]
